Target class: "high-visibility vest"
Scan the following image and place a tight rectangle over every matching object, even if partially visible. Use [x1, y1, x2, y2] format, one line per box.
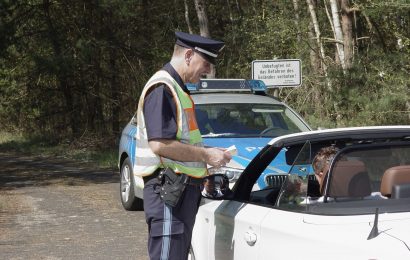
[134, 70, 207, 178]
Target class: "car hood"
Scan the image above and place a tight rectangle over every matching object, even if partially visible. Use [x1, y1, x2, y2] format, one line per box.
[203, 137, 270, 169]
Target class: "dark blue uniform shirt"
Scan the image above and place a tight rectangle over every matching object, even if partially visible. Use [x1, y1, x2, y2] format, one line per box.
[143, 63, 189, 141]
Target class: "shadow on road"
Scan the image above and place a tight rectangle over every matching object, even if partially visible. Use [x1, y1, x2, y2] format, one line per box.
[0, 152, 118, 190]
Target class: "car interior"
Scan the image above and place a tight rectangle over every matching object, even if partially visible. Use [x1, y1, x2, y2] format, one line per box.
[327, 160, 372, 198]
[380, 165, 410, 199]
[247, 141, 410, 215]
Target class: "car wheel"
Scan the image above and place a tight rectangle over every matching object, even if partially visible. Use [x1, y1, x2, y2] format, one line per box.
[120, 157, 143, 211]
[188, 245, 196, 260]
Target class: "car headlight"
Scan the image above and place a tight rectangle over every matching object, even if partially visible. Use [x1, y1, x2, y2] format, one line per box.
[208, 167, 243, 183]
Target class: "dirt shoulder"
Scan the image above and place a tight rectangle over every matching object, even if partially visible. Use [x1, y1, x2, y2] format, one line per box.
[0, 152, 148, 260]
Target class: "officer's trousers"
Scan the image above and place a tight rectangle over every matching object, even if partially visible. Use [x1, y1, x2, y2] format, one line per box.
[143, 176, 201, 260]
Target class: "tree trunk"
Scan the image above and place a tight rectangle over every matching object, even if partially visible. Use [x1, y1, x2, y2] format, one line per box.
[329, 0, 346, 70]
[307, 0, 337, 123]
[308, 20, 320, 72]
[184, 0, 193, 34]
[109, 47, 120, 135]
[194, 0, 210, 37]
[235, 0, 242, 15]
[93, 49, 106, 135]
[292, 0, 301, 44]
[306, 0, 327, 75]
[194, 0, 215, 78]
[340, 0, 354, 69]
[42, 0, 78, 137]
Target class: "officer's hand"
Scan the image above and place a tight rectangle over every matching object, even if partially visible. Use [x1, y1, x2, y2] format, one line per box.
[204, 147, 232, 168]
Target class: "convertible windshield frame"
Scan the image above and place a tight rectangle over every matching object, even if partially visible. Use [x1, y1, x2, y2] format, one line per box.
[237, 139, 410, 216]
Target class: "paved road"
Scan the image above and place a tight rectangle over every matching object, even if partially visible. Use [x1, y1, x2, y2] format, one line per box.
[0, 153, 148, 260]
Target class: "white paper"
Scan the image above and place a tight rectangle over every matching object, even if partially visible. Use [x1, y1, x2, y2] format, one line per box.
[226, 145, 238, 156]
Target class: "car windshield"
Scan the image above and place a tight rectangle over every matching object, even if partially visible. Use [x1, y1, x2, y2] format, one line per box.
[195, 103, 309, 138]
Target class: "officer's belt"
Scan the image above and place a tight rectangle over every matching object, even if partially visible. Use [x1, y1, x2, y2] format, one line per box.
[143, 168, 203, 186]
[142, 168, 162, 184]
[179, 173, 203, 186]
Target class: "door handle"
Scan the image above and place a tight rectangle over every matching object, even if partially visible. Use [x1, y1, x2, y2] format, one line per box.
[244, 231, 257, 246]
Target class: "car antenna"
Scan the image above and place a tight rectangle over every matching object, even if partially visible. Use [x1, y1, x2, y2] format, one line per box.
[367, 208, 379, 240]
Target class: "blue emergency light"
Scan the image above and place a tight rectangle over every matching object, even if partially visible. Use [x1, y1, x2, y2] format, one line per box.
[186, 79, 267, 93]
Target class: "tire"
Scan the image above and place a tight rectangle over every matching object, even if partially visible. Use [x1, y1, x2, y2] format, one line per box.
[120, 157, 143, 211]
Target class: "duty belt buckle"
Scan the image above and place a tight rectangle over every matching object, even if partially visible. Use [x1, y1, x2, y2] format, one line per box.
[182, 174, 189, 185]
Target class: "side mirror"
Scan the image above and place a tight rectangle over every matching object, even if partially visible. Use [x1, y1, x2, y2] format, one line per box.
[201, 174, 231, 199]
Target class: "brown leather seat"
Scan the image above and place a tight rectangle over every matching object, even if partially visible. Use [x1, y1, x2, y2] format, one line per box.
[380, 165, 410, 198]
[328, 160, 371, 198]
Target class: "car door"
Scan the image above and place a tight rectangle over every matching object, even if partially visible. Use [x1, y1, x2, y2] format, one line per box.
[193, 199, 271, 260]
[192, 141, 310, 260]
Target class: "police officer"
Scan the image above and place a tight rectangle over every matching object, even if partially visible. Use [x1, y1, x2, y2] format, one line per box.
[135, 31, 232, 260]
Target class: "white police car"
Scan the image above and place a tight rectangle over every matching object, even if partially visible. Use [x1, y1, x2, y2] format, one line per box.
[118, 79, 311, 210]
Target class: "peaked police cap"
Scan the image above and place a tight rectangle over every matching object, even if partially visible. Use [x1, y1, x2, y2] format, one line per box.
[175, 31, 225, 65]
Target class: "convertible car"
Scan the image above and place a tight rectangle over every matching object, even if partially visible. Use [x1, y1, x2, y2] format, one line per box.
[191, 126, 410, 260]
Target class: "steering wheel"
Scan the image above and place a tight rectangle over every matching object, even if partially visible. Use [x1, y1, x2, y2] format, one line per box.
[259, 127, 281, 136]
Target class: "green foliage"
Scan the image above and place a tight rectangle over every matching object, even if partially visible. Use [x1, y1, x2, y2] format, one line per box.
[0, 0, 409, 149]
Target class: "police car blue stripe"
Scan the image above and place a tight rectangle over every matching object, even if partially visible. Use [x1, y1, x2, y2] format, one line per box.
[232, 156, 251, 168]
[124, 126, 134, 165]
[161, 205, 172, 260]
[129, 127, 137, 165]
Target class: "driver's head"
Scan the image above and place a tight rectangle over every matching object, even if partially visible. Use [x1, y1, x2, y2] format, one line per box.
[312, 146, 339, 194]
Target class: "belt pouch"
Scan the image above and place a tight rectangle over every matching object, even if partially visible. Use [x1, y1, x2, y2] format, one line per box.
[159, 168, 187, 207]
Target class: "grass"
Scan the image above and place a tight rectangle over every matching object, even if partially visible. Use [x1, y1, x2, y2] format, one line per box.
[0, 132, 118, 169]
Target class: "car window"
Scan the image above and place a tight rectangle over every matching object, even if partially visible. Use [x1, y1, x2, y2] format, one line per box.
[248, 141, 313, 210]
[196, 103, 309, 137]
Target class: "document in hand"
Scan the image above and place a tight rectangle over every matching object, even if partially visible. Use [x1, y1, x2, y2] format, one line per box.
[226, 145, 237, 156]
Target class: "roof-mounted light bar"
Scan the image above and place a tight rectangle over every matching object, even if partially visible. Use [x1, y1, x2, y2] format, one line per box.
[186, 79, 267, 93]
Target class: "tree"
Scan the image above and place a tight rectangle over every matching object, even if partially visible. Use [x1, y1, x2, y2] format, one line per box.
[329, 0, 346, 70]
[340, 0, 354, 69]
[0, 0, 408, 143]
[184, 0, 194, 33]
[194, 0, 217, 78]
[306, 0, 328, 77]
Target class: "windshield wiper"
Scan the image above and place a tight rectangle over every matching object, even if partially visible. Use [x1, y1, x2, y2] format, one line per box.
[202, 133, 270, 138]
[201, 133, 238, 138]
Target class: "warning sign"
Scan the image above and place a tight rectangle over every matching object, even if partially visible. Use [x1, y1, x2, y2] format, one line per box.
[252, 59, 301, 87]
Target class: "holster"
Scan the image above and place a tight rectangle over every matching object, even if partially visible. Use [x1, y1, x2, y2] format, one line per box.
[158, 168, 187, 207]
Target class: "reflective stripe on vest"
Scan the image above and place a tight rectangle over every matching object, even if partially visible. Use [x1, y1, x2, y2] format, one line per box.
[134, 70, 207, 178]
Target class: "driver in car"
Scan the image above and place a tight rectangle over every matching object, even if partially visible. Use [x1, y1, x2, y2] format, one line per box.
[312, 146, 340, 195]
[286, 146, 339, 205]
